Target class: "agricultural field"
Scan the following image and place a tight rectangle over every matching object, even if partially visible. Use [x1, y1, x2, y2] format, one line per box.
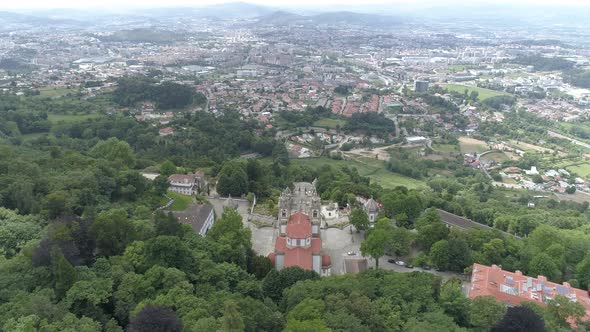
[508, 140, 556, 154]
[459, 136, 488, 154]
[432, 143, 460, 153]
[565, 163, 590, 179]
[480, 151, 510, 163]
[48, 113, 102, 124]
[294, 156, 426, 189]
[313, 118, 346, 129]
[37, 86, 75, 98]
[444, 84, 511, 101]
[20, 132, 50, 141]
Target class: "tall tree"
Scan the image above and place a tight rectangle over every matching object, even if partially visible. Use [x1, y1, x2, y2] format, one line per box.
[207, 208, 252, 268]
[90, 209, 137, 257]
[128, 305, 181, 332]
[220, 300, 245, 332]
[349, 208, 370, 231]
[547, 295, 585, 328]
[429, 240, 450, 271]
[90, 137, 136, 168]
[576, 253, 590, 290]
[154, 211, 183, 237]
[262, 267, 318, 303]
[361, 228, 389, 268]
[439, 279, 470, 326]
[528, 253, 561, 282]
[386, 226, 412, 258]
[159, 160, 176, 177]
[469, 296, 506, 330]
[492, 306, 545, 332]
[217, 162, 249, 197]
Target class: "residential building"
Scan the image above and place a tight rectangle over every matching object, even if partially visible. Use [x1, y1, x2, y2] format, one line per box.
[168, 174, 202, 196]
[268, 212, 331, 276]
[170, 203, 215, 236]
[469, 263, 590, 322]
[159, 127, 174, 136]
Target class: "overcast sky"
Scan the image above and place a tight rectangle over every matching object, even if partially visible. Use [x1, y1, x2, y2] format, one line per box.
[1, 0, 589, 10]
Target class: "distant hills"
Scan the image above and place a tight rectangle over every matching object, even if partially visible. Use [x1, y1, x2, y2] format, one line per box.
[0, 1, 587, 31]
[254, 10, 403, 28]
[0, 11, 80, 27]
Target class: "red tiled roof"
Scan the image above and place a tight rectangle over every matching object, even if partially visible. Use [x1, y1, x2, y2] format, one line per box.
[274, 237, 323, 271]
[286, 213, 312, 238]
[469, 263, 590, 322]
[284, 247, 313, 270]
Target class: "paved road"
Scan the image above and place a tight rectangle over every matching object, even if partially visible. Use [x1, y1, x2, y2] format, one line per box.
[378, 256, 471, 295]
[322, 226, 364, 274]
[250, 226, 276, 257]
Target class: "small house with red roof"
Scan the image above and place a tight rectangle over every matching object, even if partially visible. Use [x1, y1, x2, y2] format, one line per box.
[268, 212, 331, 276]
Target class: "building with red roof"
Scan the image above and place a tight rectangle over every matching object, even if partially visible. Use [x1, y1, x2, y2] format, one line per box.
[469, 263, 590, 323]
[269, 212, 331, 276]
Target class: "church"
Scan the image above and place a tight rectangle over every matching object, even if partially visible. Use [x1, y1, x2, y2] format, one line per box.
[268, 181, 331, 276]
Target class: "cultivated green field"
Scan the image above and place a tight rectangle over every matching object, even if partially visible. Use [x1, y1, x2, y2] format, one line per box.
[480, 152, 510, 163]
[294, 157, 426, 189]
[38, 87, 74, 98]
[444, 84, 511, 101]
[459, 137, 488, 154]
[313, 118, 346, 129]
[48, 113, 102, 124]
[432, 143, 460, 153]
[565, 164, 590, 179]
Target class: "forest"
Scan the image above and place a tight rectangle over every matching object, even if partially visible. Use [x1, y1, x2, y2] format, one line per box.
[508, 55, 574, 71]
[113, 77, 206, 109]
[563, 69, 590, 89]
[2, 90, 590, 331]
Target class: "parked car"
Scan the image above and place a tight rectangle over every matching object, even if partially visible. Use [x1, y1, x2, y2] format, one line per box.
[405, 264, 414, 269]
[395, 260, 406, 266]
[387, 258, 396, 264]
[347, 251, 357, 256]
[422, 265, 431, 270]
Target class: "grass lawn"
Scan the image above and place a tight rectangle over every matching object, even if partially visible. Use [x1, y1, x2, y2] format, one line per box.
[38, 87, 75, 98]
[432, 143, 459, 153]
[166, 191, 194, 211]
[502, 178, 517, 184]
[447, 64, 477, 72]
[21, 132, 50, 141]
[459, 137, 488, 154]
[48, 113, 102, 124]
[294, 157, 426, 189]
[313, 118, 346, 129]
[481, 152, 510, 163]
[443, 84, 511, 101]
